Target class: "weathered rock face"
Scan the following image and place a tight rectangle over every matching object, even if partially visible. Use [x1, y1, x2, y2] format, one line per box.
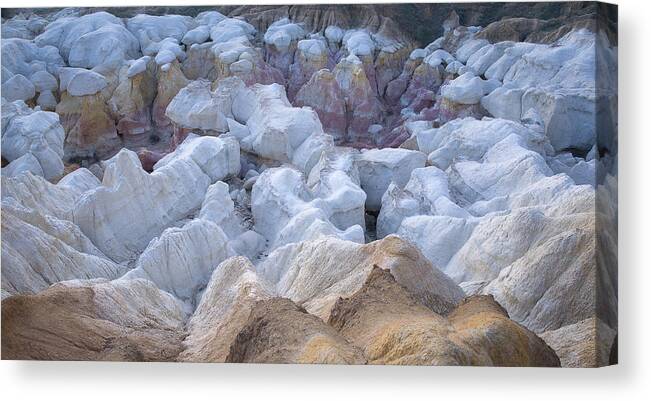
[2, 74, 36, 102]
[263, 18, 306, 78]
[258, 235, 465, 320]
[357, 148, 427, 211]
[1, 14, 47, 40]
[108, 61, 156, 136]
[478, 30, 616, 153]
[56, 91, 120, 160]
[334, 54, 384, 141]
[35, 12, 140, 69]
[414, 117, 549, 171]
[1, 99, 65, 180]
[306, 146, 367, 231]
[2, 38, 65, 83]
[226, 297, 366, 364]
[1, 168, 92, 221]
[179, 257, 275, 362]
[1, 196, 124, 298]
[152, 60, 189, 135]
[231, 82, 331, 170]
[73, 134, 239, 263]
[377, 166, 462, 238]
[72, 148, 203, 261]
[0, 167, 126, 298]
[441, 72, 497, 105]
[540, 318, 616, 368]
[251, 165, 364, 251]
[123, 219, 234, 306]
[399, 57, 445, 109]
[294, 69, 346, 140]
[328, 266, 560, 366]
[394, 136, 608, 336]
[165, 79, 229, 133]
[1, 278, 187, 361]
[287, 39, 328, 101]
[480, 211, 601, 333]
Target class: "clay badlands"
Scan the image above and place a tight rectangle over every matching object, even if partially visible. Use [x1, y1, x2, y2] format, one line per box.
[0, 4, 617, 367]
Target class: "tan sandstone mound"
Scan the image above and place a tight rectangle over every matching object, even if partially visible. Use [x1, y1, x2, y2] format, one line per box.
[327, 266, 560, 366]
[225, 297, 366, 365]
[1, 278, 187, 361]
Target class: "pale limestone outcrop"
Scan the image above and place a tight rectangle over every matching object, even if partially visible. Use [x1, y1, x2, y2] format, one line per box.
[257, 235, 465, 320]
[1, 99, 65, 180]
[74, 149, 211, 261]
[1, 198, 124, 298]
[232, 82, 329, 169]
[251, 166, 364, 250]
[356, 148, 427, 211]
[165, 78, 246, 134]
[35, 12, 139, 69]
[123, 219, 234, 306]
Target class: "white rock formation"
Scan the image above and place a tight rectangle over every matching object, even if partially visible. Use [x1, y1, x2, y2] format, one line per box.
[1, 99, 65, 180]
[126, 14, 194, 55]
[73, 137, 235, 262]
[210, 18, 256, 44]
[123, 219, 234, 307]
[1, 170, 92, 222]
[1, 198, 125, 298]
[232, 82, 328, 169]
[455, 39, 489, 63]
[306, 147, 367, 231]
[480, 30, 615, 153]
[1, 74, 35, 102]
[2, 153, 44, 178]
[466, 41, 514, 75]
[154, 134, 240, 182]
[377, 166, 468, 238]
[1, 14, 47, 40]
[198, 181, 264, 260]
[0, 9, 615, 368]
[392, 138, 605, 337]
[415, 117, 550, 170]
[182, 25, 211, 46]
[264, 18, 305, 51]
[29, 70, 58, 93]
[441, 72, 497, 105]
[356, 148, 427, 211]
[62, 68, 108, 96]
[448, 134, 553, 204]
[35, 12, 139, 68]
[251, 166, 364, 250]
[70, 134, 238, 263]
[165, 78, 245, 133]
[2, 38, 64, 79]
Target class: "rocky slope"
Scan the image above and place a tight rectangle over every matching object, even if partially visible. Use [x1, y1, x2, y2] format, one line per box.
[328, 266, 559, 366]
[1, 5, 617, 367]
